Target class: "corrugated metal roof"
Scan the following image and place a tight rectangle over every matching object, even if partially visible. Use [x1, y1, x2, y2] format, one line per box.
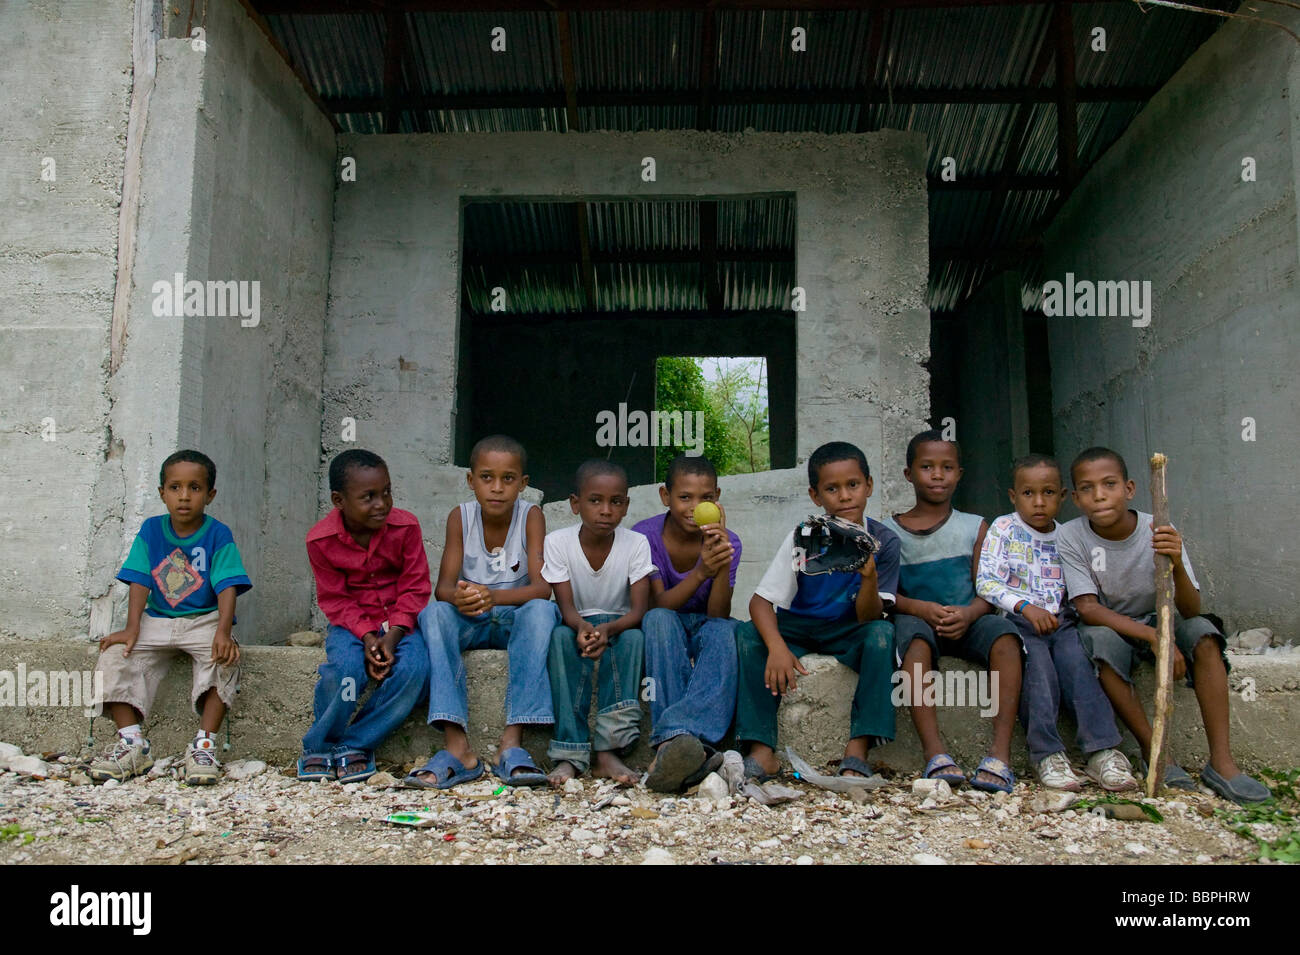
[259, 3, 1229, 313]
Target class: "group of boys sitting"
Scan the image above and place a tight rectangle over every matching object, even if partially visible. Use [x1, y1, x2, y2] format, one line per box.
[85, 432, 1269, 805]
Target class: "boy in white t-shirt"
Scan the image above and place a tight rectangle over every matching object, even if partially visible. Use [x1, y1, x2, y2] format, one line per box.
[543, 460, 656, 786]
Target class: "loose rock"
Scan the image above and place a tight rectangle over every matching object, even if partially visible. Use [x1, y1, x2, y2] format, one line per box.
[225, 759, 267, 781]
[286, 631, 324, 647]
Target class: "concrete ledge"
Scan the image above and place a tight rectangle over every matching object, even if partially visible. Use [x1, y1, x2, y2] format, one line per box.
[1, 641, 1296, 773]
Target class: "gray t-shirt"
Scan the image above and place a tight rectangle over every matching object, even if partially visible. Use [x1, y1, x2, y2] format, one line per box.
[1057, 510, 1199, 618]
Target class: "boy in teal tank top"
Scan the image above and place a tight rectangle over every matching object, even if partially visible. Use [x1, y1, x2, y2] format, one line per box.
[884, 431, 1021, 793]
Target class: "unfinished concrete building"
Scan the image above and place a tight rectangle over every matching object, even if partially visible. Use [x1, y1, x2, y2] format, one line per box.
[2, 1, 1296, 766]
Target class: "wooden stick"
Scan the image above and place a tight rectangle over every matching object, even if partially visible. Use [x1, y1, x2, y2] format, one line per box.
[1147, 452, 1175, 797]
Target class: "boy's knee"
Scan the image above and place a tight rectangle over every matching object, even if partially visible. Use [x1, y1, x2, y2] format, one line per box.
[989, 632, 1022, 661]
[642, 607, 675, 637]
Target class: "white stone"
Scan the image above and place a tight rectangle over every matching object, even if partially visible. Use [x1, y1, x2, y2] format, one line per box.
[225, 759, 267, 781]
[587, 845, 606, 859]
[911, 853, 948, 865]
[641, 847, 675, 865]
[5, 755, 51, 777]
[1029, 791, 1078, 814]
[0, 742, 22, 766]
[563, 778, 584, 795]
[570, 828, 599, 843]
[697, 772, 729, 802]
[1125, 842, 1151, 855]
[287, 631, 324, 647]
[102, 778, 120, 789]
[912, 778, 939, 795]
[795, 855, 814, 865]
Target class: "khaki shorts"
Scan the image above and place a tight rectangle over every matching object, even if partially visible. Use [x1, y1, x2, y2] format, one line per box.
[97, 610, 239, 720]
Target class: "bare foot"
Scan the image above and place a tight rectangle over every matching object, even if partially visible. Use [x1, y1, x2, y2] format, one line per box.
[745, 744, 781, 778]
[592, 750, 639, 786]
[548, 760, 579, 788]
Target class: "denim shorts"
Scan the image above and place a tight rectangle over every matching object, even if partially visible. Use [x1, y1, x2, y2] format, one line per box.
[893, 612, 1021, 669]
[1077, 613, 1229, 686]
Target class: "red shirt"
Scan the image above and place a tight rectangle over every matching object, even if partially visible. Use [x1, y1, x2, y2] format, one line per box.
[306, 507, 432, 640]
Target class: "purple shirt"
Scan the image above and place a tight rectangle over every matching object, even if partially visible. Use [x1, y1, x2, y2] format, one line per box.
[632, 512, 742, 615]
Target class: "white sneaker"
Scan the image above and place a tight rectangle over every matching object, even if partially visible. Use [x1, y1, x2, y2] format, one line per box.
[88, 735, 153, 783]
[1035, 752, 1082, 791]
[184, 740, 222, 786]
[1086, 748, 1138, 792]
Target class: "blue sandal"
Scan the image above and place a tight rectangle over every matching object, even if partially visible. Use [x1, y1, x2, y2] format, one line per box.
[969, 755, 1015, 794]
[296, 753, 335, 782]
[924, 753, 967, 788]
[403, 750, 485, 790]
[838, 755, 881, 780]
[493, 747, 550, 788]
[334, 748, 376, 784]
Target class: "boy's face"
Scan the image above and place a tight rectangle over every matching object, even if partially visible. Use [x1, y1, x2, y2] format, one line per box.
[809, 458, 872, 525]
[332, 465, 393, 533]
[1009, 463, 1063, 533]
[904, 440, 962, 505]
[1070, 458, 1136, 531]
[659, 472, 720, 536]
[570, 472, 630, 539]
[158, 461, 216, 525]
[467, 450, 528, 520]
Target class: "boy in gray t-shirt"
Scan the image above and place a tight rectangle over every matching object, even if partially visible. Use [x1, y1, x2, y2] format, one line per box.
[1057, 447, 1267, 803]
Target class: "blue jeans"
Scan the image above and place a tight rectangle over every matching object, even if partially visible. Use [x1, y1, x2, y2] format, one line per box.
[642, 609, 737, 747]
[1009, 613, 1122, 764]
[301, 625, 430, 757]
[419, 598, 558, 729]
[547, 613, 644, 774]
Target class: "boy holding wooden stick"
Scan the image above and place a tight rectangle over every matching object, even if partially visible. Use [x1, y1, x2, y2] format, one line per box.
[1056, 447, 1269, 804]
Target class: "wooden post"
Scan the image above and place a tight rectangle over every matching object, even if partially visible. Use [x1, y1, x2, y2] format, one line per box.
[1147, 452, 1175, 797]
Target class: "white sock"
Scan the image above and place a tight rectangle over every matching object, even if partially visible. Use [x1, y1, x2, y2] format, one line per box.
[118, 724, 143, 744]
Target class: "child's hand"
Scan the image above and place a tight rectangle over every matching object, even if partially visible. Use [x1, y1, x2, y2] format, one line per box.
[362, 631, 392, 681]
[1141, 623, 1187, 680]
[916, 601, 948, 631]
[211, 629, 241, 667]
[99, 626, 139, 656]
[1022, 604, 1059, 635]
[454, 580, 492, 615]
[1150, 524, 1184, 568]
[577, 623, 605, 660]
[858, 554, 877, 581]
[764, 646, 809, 697]
[700, 533, 733, 577]
[935, 605, 975, 640]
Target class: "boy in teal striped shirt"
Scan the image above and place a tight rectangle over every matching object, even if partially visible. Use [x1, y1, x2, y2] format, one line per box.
[90, 450, 251, 785]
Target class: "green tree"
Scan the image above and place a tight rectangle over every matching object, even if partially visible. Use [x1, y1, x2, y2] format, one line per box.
[705, 357, 770, 474]
[654, 357, 741, 479]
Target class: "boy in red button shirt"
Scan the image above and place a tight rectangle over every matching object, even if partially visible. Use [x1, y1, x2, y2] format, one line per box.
[298, 450, 432, 782]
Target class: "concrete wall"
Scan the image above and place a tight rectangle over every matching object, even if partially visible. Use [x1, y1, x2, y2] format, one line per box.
[321, 131, 931, 581]
[107, 0, 336, 643]
[1041, 12, 1300, 636]
[0, 0, 136, 638]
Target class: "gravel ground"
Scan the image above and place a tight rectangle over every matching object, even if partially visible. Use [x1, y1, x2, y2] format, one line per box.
[0, 743, 1284, 866]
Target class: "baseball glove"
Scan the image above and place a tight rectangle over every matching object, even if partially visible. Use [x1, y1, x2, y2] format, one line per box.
[792, 514, 880, 575]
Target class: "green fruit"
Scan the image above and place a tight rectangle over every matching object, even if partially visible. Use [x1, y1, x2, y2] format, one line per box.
[692, 502, 721, 526]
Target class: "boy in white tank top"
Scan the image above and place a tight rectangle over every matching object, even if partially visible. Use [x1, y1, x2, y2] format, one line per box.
[405, 436, 558, 790]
